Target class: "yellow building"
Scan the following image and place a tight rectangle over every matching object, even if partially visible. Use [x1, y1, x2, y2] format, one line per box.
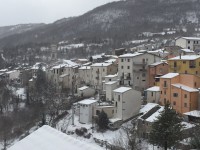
[168, 55, 200, 76]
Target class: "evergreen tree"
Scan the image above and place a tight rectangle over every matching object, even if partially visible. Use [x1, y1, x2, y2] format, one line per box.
[149, 102, 184, 150]
[190, 124, 200, 149]
[96, 110, 109, 131]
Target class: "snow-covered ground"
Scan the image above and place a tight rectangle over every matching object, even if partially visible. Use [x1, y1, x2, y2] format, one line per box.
[55, 109, 161, 150]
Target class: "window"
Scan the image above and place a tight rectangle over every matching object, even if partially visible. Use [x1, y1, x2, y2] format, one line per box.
[194, 82, 197, 87]
[142, 73, 146, 77]
[184, 94, 187, 98]
[196, 71, 198, 75]
[184, 103, 187, 107]
[57, 69, 59, 74]
[164, 98, 167, 104]
[109, 79, 111, 81]
[183, 61, 186, 64]
[174, 62, 177, 67]
[151, 92, 153, 97]
[103, 69, 105, 72]
[161, 91, 162, 94]
[164, 90, 166, 95]
[188, 46, 190, 49]
[188, 40, 190, 44]
[173, 101, 176, 105]
[128, 59, 130, 62]
[121, 59, 124, 62]
[173, 93, 178, 97]
[121, 66, 123, 69]
[127, 66, 130, 69]
[118, 95, 120, 101]
[185, 70, 187, 74]
[115, 102, 118, 107]
[164, 81, 167, 87]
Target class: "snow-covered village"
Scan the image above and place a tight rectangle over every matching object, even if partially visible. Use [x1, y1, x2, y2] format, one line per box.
[1, 0, 200, 150]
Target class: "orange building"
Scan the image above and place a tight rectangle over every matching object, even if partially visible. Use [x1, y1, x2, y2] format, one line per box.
[147, 62, 169, 87]
[159, 73, 200, 114]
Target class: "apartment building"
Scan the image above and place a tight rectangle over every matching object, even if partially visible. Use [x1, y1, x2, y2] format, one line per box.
[176, 37, 200, 51]
[168, 55, 200, 76]
[118, 52, 161, 91]
[78, 66, 91, 86]
[159, 73, 200, 114]
[90, 63, 117, 90]
[147, 61, 169, 87]
[113, 87, 141, 121]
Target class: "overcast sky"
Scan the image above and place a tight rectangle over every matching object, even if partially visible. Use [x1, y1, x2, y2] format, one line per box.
[0, 0, 119, 27]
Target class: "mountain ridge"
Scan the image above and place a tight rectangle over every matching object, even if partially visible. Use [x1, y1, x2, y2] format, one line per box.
[0, 0, 200, 48]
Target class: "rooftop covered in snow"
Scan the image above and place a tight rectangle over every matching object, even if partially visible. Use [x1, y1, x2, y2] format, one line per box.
[78, 99, 97, 105]
[78, 86, 89, 91]
[91, 63, 112, 67]
[119, 53, 143, 58]
[168, 55, 200, 61]
[172, 83, 199, 92]
[146, 86, 160, 92]
[160, 73, 179, 79]
[181, 37, 200, 40]
[184, 110, 200, 117]
[8, 125, 103, 150]
[139, 103, 159, 114]
[113, 87, 132, 93]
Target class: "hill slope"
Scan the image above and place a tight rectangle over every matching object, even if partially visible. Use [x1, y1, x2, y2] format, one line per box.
[0, 0, 200, 48]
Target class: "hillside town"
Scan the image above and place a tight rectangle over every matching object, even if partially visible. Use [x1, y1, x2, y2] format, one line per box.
[0, 36, 200, 149]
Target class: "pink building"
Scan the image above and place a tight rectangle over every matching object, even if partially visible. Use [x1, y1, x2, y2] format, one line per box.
[147, 62, 169, 87]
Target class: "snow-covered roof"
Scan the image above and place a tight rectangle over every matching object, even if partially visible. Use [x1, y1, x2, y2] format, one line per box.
[149, 62, 167, 66]
[91, 63, 111, 67]
[63, 60, 79, 67]
[105, 81, 118, 85]
[104, 59, 116, 63]
[82, 62, 92, 66]
[79, 66, 91, 70]
[6, 70, 18, 74]
[172, 83, 199, 92]
[168, 55, 200, 60]
[146, 86, 160, 92]
[78, 86, 89, 91]
[181, 37, 200, 40]
[113, 87, 132, 93]
[145, 106, 164, 122]
[184, 110, 200, 117]
[78, 99, 97, 105]
[0, 69, 8, 72]
[119, 53, 143, 58]
[139, 103, 159, 114]
[105, 74, 118, 78]
[77, 59, 88, 62]
[181, 49, 194, 53]
[52, 64, 66, 69]
[8, 125, 103, 150]
[160, 73, 179, 79]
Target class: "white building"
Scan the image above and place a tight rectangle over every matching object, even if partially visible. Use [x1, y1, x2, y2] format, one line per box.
[113, 87, 141, 121]
[77, 86, 95, 98]
[78, 66, 91, 85]
[105, 81, 119, 101]
[90, 63, 118, 90]
[118, 52, 161, 91]
[145, 86, 160, 103]
[78, 99, 97, 124]
[176, 37, 200, 51]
